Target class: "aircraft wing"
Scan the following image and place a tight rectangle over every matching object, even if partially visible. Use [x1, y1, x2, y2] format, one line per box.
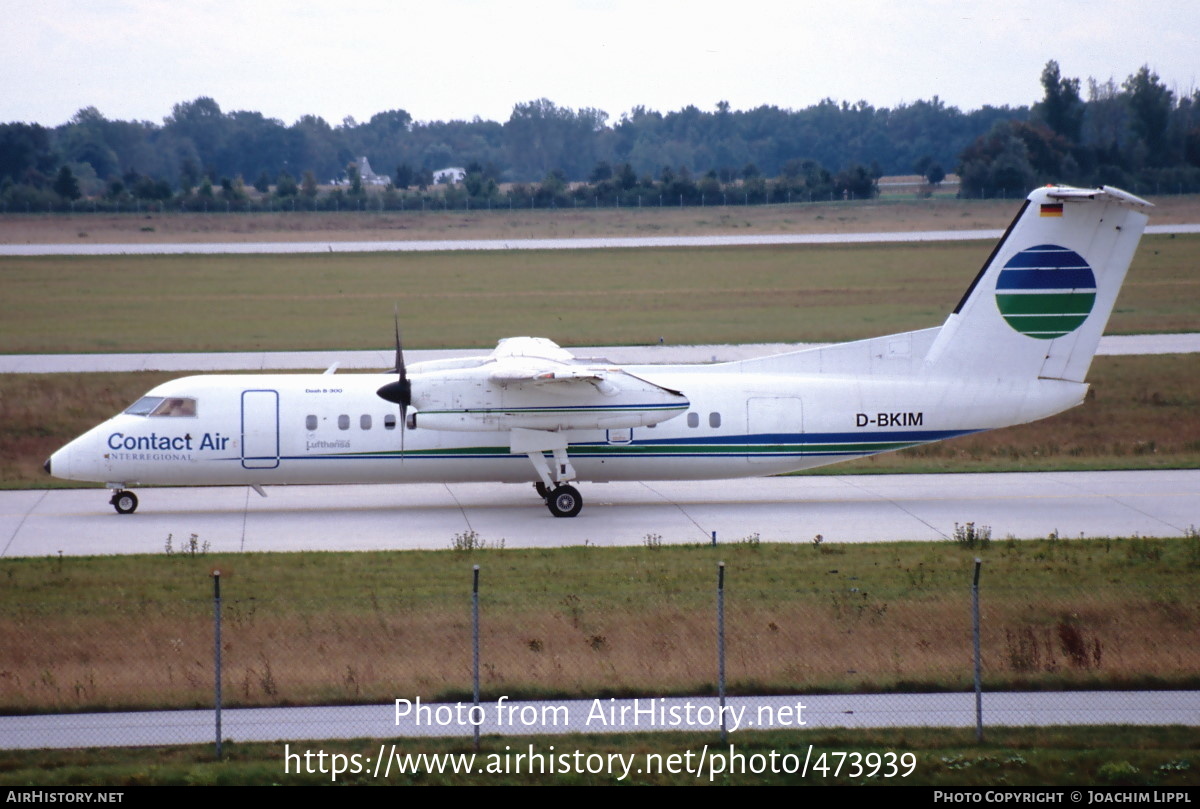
[489, 363, 604, 385]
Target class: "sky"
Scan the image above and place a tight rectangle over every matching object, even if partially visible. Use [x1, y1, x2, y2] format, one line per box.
[3, 0, 1198, 128]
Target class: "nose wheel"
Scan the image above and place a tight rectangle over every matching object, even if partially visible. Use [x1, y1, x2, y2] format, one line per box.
[545, 485, 582, 518]
[110, 489, 139, 514]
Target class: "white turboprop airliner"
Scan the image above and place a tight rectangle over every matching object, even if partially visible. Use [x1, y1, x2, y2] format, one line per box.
[47, 185, 1152, 517]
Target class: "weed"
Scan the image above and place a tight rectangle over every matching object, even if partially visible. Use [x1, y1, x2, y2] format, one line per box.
[451, 530, 479, 551]
[812, 534, 844, 555]
[560, 594, 582, 628]
[1057, 617, 1102, 669]
[71, 671, 95, 702]
[1124, 536, 1163, 562]
[642, 533, 662, 550]
[1005, 626, 1041, 672]
[940, 755, 972, 771]
[186, 534, 208, 555]
[1155, 760, 1192, 775]
[829, 589, 888, 623]
[952, 522, 991, 549]
[903, 563, 929, 590]
[165, 533, 209, 556]
[739, 532, 761, 547]
[342, 666, 360, 697]
[450, 530, 502, 551]
[1187, 525, 1200, 567]
[255, 654, 278, 697]
[1097, 761, 1141, 785]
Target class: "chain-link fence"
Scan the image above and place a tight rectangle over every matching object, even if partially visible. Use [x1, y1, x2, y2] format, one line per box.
[2, 542, 1197, 750]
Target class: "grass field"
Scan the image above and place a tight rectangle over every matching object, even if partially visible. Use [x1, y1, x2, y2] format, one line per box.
[0, 234, 1196, 354]
[2, 538, 1196, 715]
[2, 727, 1196, 786]
[2, 193, 1199, 245]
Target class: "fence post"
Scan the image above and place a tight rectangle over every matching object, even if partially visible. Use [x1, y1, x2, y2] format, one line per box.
[472, 565, 480, 752]
[717, 561, 727, 743]
[212, 570, 223, 757]
[972, 558, 983, 742]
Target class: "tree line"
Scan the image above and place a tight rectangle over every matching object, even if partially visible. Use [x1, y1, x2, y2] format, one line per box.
[959, 62, 1200, 197]
[2, 61, 1198, 212]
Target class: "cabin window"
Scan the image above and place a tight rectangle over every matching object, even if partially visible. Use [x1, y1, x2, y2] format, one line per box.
[305, 415, 317, 431]
[384, 414, 396, 430]
[360, 414, 372, 430]
[709, 412, 721, 428]
[687, 412, 699, 428]
[338, 414, 350, 430]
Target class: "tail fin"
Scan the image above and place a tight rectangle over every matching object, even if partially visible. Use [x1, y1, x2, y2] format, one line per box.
[925, 185, 1151, 383]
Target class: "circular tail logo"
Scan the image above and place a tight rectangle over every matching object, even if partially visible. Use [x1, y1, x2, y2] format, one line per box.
[995, 244, 1096, 340]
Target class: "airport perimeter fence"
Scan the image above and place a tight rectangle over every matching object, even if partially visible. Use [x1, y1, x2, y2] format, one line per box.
[1, 540, 1197, 750]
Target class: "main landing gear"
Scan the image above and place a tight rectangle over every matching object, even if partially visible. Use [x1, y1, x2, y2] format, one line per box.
[535, 482, 583, 518]
[517, 430, 584, 518]
[110, 489, 139, 514]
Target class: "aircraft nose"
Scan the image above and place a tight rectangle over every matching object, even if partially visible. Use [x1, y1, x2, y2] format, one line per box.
[45, 445, 71, 480]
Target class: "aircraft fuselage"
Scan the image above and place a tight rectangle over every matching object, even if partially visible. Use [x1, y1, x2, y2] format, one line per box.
[49, 367, 1084, 489]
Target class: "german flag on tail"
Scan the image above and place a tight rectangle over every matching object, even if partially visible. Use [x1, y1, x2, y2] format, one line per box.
[1040, 202, 1064, 217]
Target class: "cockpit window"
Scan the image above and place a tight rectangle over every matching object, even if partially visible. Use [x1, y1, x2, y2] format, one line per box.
[124, 396, 163, 416]
[124, 396, 197, 417]
[152, 397, 197, 417]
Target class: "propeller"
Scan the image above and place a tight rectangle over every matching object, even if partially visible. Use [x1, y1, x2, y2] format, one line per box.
[377, 312, 412, 410]
[376, 310, 413, 456]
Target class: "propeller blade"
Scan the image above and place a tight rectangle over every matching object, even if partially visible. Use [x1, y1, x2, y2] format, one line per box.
[395, 317, 411, 411]
[377, 308, 413, 461]
[376, 309, 412, 410]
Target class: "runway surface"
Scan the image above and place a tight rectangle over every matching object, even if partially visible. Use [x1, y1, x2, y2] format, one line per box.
[2, 223, 1196, 256]
[3, 691, 1195, 749]
[3, 470, 1196, 557]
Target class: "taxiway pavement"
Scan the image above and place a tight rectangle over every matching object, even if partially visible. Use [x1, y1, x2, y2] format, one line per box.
[1, 223, 1196, 256]
[3, 470, 1196, 557]
[4, 691, 1195, 749]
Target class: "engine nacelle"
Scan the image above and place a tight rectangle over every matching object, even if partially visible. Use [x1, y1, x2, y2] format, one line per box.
[409, 365, 688, 432]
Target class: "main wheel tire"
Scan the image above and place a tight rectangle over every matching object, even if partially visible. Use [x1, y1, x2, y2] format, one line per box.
[111, 490, 138, 514]
[534, 481, 549, 500]
[546, 485, 582, 518]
